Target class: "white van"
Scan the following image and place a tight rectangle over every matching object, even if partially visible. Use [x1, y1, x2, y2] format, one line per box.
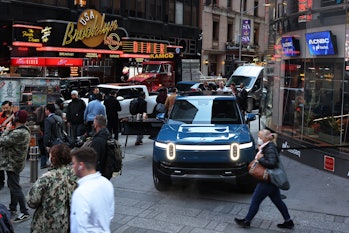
[226, 65, 264, 112]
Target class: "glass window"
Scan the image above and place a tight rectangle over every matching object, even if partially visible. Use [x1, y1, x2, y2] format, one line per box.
[168, 0, 175, 23]
[170, 99, 241, 124]
[136, 0, 146, 18]
[111, 0, 120, 14]
[175, 1, 183, 24]
[125, 0, 136, 17]
[183, 0, 191, 25]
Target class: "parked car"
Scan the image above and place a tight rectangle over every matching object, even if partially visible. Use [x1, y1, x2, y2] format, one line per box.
[152, 95, 257, 191]
[97, 83, 158, 118]
[175, 81, 198, 92]
[60, 77, 100, 100]
[63, 84, 158, 119]
[190, 81, 217, 92]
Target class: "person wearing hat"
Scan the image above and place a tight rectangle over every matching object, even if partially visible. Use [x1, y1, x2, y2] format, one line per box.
[67, 90, 86, 140]
[0, 110, 31, 223]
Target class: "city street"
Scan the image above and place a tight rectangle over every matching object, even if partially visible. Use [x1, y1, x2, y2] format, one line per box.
[2, 116, 349, 233]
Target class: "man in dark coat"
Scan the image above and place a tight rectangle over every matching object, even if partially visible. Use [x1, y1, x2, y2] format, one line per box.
[43, 104, 64, 156]
[90, 115, 112, 179]
[238, 83, 248, 113]
[67, 90, 86, 139]
[135, 91, 147, 145]
[103, 90, 121, 140]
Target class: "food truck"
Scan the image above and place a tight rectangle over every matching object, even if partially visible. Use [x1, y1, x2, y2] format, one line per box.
[0, 76, 61, 144]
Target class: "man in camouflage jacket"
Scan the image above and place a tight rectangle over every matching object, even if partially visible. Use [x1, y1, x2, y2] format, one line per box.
[0, 110, 31, 221]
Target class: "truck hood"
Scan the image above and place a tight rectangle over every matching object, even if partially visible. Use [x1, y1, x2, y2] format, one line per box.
[157, 123, 252, 144]
[128, 73, 155, 83]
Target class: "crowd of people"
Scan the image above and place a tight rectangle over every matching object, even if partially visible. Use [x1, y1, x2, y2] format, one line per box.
[0, 83, 293, 231]
[0, 98, 116, 232]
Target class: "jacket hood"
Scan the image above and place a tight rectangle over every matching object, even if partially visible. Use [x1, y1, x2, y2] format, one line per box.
[94, 127, 110, 139]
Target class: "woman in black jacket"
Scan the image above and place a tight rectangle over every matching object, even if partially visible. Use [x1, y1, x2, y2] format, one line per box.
[235, 129, 294, 229]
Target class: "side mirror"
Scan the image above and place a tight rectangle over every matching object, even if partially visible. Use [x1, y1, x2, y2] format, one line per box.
[117, 96, 124, 101]
[245, 113, 256, 122]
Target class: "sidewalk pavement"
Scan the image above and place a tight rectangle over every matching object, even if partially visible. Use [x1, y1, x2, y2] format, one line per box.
[1, 115, 349, 232]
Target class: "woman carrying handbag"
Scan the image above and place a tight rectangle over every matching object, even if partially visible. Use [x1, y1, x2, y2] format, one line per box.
[234, 129, 294, 229]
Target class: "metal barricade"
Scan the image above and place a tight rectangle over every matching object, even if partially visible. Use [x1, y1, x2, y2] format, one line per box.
[29, 146, 39, 183]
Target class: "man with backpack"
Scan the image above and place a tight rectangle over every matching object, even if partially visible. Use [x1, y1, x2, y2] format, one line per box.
[90, 115, 112, 179]
[43, 104, 64, 155]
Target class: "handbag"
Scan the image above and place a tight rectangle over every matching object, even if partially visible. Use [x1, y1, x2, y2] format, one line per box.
[248, 159, 269, 181]
[156, 103, 166, 113]
[267, 160, 290, 190]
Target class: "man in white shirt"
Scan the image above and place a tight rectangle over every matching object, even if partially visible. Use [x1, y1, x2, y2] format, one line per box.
[70, 147, 114, 233]
[216, 81, 229, 93]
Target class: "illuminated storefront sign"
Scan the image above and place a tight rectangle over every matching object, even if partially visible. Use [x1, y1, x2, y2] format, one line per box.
[305, 31, 337, 55]
[62, 9, 118, 48]
[298, 0, 313, 23]
[122, 40, 168, 54]
[11, 57, 83, 66]
[11, 10, 176, 58]
[281, 37, 300, 56]
[150, 53, 174, 59]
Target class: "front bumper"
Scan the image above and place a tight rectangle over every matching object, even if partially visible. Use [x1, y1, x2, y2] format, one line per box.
[155, 161, 249, 183]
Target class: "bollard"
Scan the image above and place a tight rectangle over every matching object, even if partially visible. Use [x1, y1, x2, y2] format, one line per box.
[29, 146, 39, 183]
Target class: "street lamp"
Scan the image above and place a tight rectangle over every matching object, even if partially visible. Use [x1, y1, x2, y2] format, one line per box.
[238, 2, 270, 62]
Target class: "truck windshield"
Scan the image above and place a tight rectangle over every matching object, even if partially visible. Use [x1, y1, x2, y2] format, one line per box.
[169, 99, 241, 124]
[226, 75, 254, 89]
[143, 64, 160, 73]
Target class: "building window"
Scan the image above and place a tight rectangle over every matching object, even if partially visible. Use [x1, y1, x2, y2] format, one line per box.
[227, 22, 233, 42]
[125, 1, 136, 17]
[168, 0, 175, 23]
[213, 20, 219, 41]
[136, 0, 146, 18]
[191, 3, 198, 26]
[111, 1, 120, 14]
[175, 1, 183, 24]
[183, 0, 191, 25]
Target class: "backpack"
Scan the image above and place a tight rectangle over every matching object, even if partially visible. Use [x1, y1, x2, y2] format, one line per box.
[103, 138, 123, 179]
[0, 204, 14, 233]
[51, 116, 75, 148]
[129, 98, 139, 115]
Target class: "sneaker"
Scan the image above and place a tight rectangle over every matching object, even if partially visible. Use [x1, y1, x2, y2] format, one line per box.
[13, 213, 30, 223]
[277, 219, 294, 229]
[135, 141, 142, 146]
[234, 218, 251, 228]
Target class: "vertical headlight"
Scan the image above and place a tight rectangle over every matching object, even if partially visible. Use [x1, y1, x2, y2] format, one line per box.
[166, 143, 176, 160]
[230, 143, 240, 161]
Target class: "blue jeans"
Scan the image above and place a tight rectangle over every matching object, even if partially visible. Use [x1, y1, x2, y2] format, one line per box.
[245, 182, 290, 222]
[6, 171, 29, 214]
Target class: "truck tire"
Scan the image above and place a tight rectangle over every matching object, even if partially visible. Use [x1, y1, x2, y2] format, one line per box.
[152, 161, 171, 191]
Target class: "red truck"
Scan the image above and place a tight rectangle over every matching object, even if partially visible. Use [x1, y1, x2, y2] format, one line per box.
[127, 60, 175, 92]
